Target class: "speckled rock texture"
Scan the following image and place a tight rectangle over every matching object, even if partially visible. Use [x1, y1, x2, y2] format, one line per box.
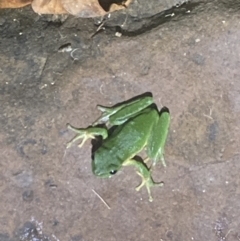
[0, 1, 240, 240]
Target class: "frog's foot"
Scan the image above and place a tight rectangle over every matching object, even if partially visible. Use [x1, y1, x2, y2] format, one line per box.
[66, 124, 108, 149]
[123, 159, 163, 202]
[135, 171, 164, 202]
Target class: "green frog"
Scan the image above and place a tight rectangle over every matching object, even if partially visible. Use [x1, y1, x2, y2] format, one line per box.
[67, 95, 170, 201]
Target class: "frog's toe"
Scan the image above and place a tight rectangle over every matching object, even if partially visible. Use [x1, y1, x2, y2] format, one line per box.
[135, 172, 147, 191]
[135, 179, 153, 202]
[152, 151, 167, 167]
[77, 135, 89, 148]
[161, 156, 167, 167]
[66, 132, 86, 149]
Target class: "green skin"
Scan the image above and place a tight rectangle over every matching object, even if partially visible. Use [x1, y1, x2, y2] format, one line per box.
[67, 96, 170, 202]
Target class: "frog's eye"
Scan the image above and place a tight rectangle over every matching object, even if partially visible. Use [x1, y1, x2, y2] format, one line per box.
[110, 170, 117, 175]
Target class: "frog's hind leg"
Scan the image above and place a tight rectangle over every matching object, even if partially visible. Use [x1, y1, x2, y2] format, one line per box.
[123, 159, 163, 202]
[147, 110, 170, 167]
[93, 96, 153, 126]
[66, 124, 108, 149]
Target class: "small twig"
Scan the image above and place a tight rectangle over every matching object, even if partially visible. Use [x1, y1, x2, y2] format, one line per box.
[96, 22, 105, 33]
[121, 14, 128, 27]
[203, 114, 213, 120]
[58, 31, 67, 39]
[224, 229, 233, 239]
[209, 107, 213, 116]
[99, 82, 106, 96]
[63, 149, 67, 161]
[70, 48, 80, 61]
[91, 22, 105, 38]
[92, 189, 111, 209]
[203, 106, 214, 120]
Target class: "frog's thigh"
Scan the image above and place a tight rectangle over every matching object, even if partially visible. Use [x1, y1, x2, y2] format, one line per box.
[147, 111, 170, 167]
[109, 96, 153, 125]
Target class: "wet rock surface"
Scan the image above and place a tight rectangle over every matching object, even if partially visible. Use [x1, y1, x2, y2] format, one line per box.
[1, 1, 240, 241]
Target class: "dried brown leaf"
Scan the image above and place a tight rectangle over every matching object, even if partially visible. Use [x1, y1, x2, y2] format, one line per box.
[0, 0, 32, 8]
[0, 0, 133, 18]
[32, 0, 132, 17]
[62, 0, 107, 18]
[32, 0, 67, 14]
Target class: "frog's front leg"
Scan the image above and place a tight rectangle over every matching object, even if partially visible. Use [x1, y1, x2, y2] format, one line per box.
[123, 159, 163, 202]
[66, 124, 108, 149]
[93, 96, 153, 126]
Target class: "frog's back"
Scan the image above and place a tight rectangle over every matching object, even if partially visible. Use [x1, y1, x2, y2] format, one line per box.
[102, 108, 157, 161]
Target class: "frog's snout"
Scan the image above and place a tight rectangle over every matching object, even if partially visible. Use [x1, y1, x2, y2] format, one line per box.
[93, 168, 116, 178]
[92, 159, 118, 178]
[92, 161, 107, 177]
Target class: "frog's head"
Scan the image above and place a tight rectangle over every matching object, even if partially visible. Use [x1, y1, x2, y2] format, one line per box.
[92, 149, 120, 178]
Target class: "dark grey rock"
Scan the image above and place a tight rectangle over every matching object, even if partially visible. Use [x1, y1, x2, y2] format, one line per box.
[95, 0, 200, 34]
